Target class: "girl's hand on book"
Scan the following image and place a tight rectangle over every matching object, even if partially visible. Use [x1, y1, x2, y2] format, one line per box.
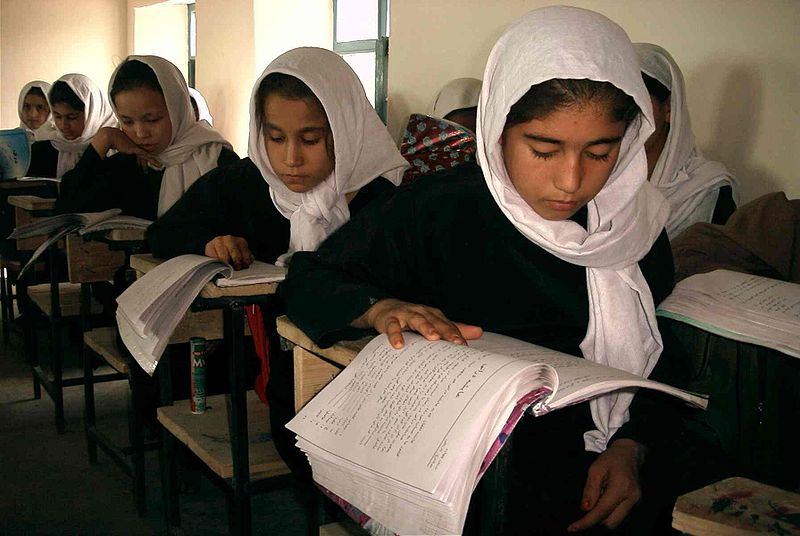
[357, 298, 483, 349]
[567, 438, 644, 532]
[91, 127, 160, 168]
[205, 235, 254, 270]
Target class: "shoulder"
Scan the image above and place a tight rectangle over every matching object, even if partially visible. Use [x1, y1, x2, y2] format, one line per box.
[31, 140, 57, 156]
[397, 161, 493, 212]
[217, 146, 240, 166]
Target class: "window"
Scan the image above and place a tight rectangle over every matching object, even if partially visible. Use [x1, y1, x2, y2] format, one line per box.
[187, 3, 196, 87]
[333, 0, 389, 122]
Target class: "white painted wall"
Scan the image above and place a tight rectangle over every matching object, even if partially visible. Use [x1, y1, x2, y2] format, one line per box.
[388, 0, 800, 203]
[0, 0, 127, 128]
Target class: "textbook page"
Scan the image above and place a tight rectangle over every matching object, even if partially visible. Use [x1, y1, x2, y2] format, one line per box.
[214, 260, 285, 287]
[469, 332, 708, 412]
[79, 215, 152, 235]
[287, 333, 541, 493]
[16, 223, 81, 278]
[658, 270, 800, 358]
[9, 208, 121, 239]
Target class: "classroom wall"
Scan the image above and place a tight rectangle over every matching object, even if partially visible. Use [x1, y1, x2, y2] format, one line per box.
[0, 0, 127, 129]
[388, 0, 800, 204]
[253, 0, 333, 73]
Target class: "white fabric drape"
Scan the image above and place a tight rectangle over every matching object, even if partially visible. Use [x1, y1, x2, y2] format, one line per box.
[428, 78, 482, 120]
[476, 6, 670, 452]
[40, 74, 116, 177]
[109, 56, 233, 216]
[247, 47, 408, 266]
[635, 43, 738, 240]
[17, 80, 55, 143]
[188, 87, 214, 125]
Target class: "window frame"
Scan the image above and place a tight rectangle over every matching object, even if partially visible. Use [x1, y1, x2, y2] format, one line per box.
[332, 0, 389, 122]
[187, 3, 196, 87]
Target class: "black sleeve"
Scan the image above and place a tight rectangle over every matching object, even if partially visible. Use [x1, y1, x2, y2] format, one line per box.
[55, 146, 133, 215]
[146, 164, 242, 259]
[217, 146, 240, 166]
[279, 185, 423, 348]
[26, 141, 58, 178]
[711, 185, 736, 226]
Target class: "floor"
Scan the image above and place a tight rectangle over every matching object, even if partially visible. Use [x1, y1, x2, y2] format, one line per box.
[0, 313, 366, 535]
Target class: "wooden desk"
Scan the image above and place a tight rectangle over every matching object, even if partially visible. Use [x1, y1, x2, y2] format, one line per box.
[131, 254, 290, 535]
[275, 315, 368, 412]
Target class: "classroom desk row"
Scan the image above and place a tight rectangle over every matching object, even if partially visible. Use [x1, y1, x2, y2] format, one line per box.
[3, 184, 797, 536]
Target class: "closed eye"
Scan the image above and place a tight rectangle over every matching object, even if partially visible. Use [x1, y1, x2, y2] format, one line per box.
[532, 148, 556, 160]
[586, 151, 610, 162]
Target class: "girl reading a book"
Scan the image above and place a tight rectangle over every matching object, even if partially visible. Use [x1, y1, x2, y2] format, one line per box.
[146, 46, 408, 268]
[28, 74, 114, 178]
[17, 81, 53, 143]
[55, 56, 237, 221]
[279, 7, 714, 534]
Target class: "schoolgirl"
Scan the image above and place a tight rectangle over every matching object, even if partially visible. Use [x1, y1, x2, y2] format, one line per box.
[146, 46, 408, 267]
[636, 43, 738, 239]
[188, 87, 213, 124]
[28, 73, 114, 178]
[17, 80, 54, 143]
[279, 7, 703, 533]
[55, 56, 237, 220]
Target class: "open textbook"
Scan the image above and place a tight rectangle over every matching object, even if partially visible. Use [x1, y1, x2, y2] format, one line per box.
[286, 332, 708, 536]
[657, 269, 800, 359]
[116, 254, 286, 374]
[9, 209, 152, 278]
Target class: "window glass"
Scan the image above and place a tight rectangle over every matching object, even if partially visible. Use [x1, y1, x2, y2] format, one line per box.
[336, 0, 378, 41]
[342, 52, 377, 106]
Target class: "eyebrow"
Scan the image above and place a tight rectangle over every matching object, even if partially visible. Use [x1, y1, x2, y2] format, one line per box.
[523, 134, 623, 146]
[264, 122, 327, 134]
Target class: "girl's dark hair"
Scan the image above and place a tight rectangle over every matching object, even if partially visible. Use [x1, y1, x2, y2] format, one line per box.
[254, 73, 325, 129]
[49, 81, 84, 111]
[26, 86, 47, 99]
[110, 59, 162, 102]
[641, 72, 671, 104]
[254, 72, 333, 159]
[505, 79, 640, 130]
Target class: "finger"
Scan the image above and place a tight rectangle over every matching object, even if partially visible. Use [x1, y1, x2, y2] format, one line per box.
[569, 482, 626, 532]
[580, 464, 606, 512]
[454, 323, 483, 341]
[384, 317, 406, 349]
[213, 242, 233, 265]
[229, 245, 242, 270]
[601, 497, 637, 530]
[405, 313, 442, 341]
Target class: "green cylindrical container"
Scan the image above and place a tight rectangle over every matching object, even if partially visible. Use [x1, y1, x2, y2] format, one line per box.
[190, 337, 207, 414]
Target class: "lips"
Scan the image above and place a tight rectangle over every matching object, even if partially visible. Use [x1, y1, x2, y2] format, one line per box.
[546, 199, 580, 211]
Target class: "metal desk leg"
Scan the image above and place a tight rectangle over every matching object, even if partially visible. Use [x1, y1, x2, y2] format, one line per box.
[48, 244, 65, 434]
[158, 347, 180, 530]
[225, 301, 251, 535]
[129, 366, 147, 515]
[81, 283, 98, 464]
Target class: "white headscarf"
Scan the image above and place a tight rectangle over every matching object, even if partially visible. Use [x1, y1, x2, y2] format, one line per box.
[248, 47, 409, 266]
[41, 74, 116, 177]
[188, 87, 214, 125]
[109, 56, 233, 216]
[636, 43, 739, 240]
[17, 80, 55, 143]
[477, 6, 670, 452]
[428, 77, 483, 120]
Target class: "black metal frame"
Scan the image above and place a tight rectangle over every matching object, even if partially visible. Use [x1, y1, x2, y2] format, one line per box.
[158, 293, 299, 535]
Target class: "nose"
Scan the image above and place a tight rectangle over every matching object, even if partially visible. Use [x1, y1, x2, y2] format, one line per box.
[283, 140, 303, 168]
[134, 123, 149, 139]
[554, 154, 582, 194]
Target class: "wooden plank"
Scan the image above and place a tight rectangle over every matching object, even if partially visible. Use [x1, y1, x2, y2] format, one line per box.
[66, 235, 125, 283]
[672, 477, 800, 535]
[0, 179, 50, 190]
[7, 195, 56, 211]
[84, 326, 129, 374]
[27, 282, 101, 317]
[276, 315, 367, 368]
[14, 205, 47, 251]
[130, 253, 279, 298]
[157, 391, 291, 480]
[293, 347, 343, 412]
[105, 228, 146, 242]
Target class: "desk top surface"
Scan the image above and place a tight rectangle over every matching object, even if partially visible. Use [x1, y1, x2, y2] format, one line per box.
[0, 178, 53, 190]
[7, 195, 56, 211]
[276, 315, 370, 367]
[130, 253, 279, 299]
